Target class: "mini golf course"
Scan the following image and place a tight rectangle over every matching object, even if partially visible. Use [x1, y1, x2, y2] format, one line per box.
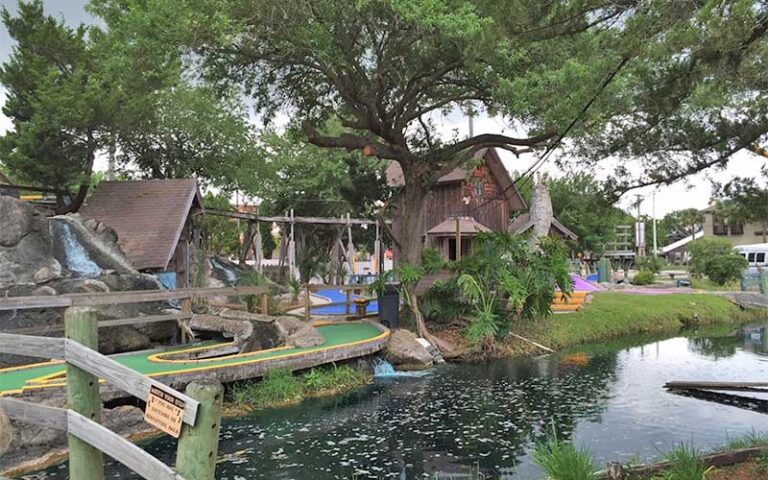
[0, 321, 389, 396]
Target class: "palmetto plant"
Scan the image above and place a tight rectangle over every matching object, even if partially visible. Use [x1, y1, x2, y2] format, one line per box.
[457, 273, 499, 346]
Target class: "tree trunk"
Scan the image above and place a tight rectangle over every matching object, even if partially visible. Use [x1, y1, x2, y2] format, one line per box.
[763, 219, 767, 243]
[393, 174, 453, 352]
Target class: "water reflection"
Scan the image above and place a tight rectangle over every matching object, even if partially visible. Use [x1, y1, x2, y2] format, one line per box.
[31, 321, 768, 480]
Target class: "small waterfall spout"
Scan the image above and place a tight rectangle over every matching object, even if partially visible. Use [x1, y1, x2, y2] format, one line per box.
[373, 358, 431, 378]
[53, 221, 101, 277]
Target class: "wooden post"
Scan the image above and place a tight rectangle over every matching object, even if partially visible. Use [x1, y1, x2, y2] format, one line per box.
[175, 380, 224, 480]
[305, 285, 311, 321]
[65, 307, 105, 480]
[455, 217, 462, 261]
[180, 297, 192, 343]
[345, 289, 351, 315]
[260, 292, 269, 315]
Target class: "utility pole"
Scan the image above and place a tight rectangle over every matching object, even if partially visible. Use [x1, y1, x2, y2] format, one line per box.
[634, 194, 645, 258]
[652, 189, 658, 256]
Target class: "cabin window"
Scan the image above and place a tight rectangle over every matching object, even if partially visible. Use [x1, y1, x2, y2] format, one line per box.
[712, 219, 728, 236]
[729, 222, 744, 235]
[756, 252, 766, 264]
[473, 178, 483, 197]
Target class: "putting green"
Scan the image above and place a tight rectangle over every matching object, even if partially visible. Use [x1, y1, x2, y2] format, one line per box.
[0, 322, 386, 396]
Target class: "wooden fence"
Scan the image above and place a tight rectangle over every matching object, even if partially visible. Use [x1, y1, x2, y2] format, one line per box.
[0, 285, 270, 480]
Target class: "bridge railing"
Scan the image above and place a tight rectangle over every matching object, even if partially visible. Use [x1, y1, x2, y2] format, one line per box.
[0, 285, 270, 480]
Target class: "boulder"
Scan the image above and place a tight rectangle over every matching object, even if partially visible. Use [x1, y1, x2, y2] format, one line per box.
[287, 325, 324, 348]
[0, 197, 53, 288]
[274, 316, 306, 338]
[32, 260, 62, 284]
[385, 329, 434, 368]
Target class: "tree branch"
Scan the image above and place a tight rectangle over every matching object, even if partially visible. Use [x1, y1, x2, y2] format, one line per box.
[302, 124, 409, 161]
[439, 132, 556, 158]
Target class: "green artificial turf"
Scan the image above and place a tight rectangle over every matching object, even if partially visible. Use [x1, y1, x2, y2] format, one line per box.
[0, 323, 383, 394]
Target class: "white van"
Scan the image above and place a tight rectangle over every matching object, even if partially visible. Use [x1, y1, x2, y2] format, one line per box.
[734, 243, 768, 276]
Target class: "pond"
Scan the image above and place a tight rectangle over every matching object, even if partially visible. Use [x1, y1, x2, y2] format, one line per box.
[30, 321, 768, 480]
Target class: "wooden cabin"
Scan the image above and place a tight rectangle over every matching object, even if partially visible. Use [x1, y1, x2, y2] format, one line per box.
[386, 148, 527, 260]
[79, 178, 203, 288]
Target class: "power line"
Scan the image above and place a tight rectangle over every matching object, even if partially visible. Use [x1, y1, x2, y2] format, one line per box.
[468, 56, 629, 214]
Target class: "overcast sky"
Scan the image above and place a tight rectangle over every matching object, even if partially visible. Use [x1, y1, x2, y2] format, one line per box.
[1, 0, 765, 218]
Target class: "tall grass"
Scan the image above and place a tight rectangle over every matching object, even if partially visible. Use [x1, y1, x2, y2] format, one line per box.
[532, 438, 596, 480]
[653, 443, 710, 480]
[232, 365, 370, 409]
[725, 430, 768, 450]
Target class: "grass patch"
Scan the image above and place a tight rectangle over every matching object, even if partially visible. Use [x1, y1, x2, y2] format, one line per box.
[231, 364, 370, 410]
[652, 443, 710, 480]
[725, 430, 768, 450]
[532, 438, 597, 480]
[690, 277, 741, 291]
[511, 292, 760, 353]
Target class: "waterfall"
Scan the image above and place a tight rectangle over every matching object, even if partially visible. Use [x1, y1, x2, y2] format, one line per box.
[373, 358, 431, 378]
[53, 221, 102, 277]
[211, 258, 238, 285]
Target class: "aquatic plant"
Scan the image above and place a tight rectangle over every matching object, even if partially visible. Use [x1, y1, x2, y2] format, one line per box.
[232, 365, 369, 409]
[532, 437, 596, 480]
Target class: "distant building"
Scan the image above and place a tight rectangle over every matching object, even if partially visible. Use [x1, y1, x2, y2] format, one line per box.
[701, 204, 766, 246]
[386, 148, 576, 260]
[79, 178, 203, 287]
[660, 231, 704, 264]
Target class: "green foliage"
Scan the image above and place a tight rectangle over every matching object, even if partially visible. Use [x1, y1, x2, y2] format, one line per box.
[636, 256, 666, 274]
[704, 253, 748, 286]
[688, 238, 735, 276]
[532, 438, 596, 480]
[232, 365, 369, 410]
[421, 247, 447, 275]
[725, 430, 768, 450]
[661, 209, 705, 244]
[715, 173, 768, 242]
[232, 368, 303, 409]
[420, 279, 465, 327]
[0, 1, 112, 203]
[631, 270, 656, 286]
[460, 233, 572, 321]
[198, 192, 244, 256]
[518, 173, 634, 254]
[457, 274, 499, 347]
[652, 443, 708, 480]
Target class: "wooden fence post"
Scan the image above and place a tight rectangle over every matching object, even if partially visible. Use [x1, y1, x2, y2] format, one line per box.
[260, 292, 269, 315]
[305, 285, 311, 322]
[180, 297, 192, 343]
[345, 289, 351, 316]
[65, 307, 105, 480]
[175, 380, 224, 480]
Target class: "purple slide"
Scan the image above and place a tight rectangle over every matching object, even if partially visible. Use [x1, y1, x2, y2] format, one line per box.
[570, 275, 601, 292]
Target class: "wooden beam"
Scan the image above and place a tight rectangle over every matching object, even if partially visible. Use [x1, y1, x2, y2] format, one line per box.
[175, 381, 223, 480]
[203, 209, 388, 225]
[67, 410, 185, 480]
[665, 381, 768, 390]
[0, 397, 68, 430]
[0, 285, 269, 312]
[98, 313, 193, 328]
[0, 333, 65, 359]
[64, 339, 199, 426]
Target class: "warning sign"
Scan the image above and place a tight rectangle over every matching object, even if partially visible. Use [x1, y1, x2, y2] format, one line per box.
[144, 385, 185, 438]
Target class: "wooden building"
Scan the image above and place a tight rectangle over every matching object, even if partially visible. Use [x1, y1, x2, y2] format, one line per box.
[386, 148, 527, 260]
[79, 178, 203, 288]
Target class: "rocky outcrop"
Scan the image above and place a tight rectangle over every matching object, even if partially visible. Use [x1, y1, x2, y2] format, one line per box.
[51, 215, 138, 277]
[0, 196, 53, 287]
[385, 329, 434, 369]
[287, 325, 324, 348]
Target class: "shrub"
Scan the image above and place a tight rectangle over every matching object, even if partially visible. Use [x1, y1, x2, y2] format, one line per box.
[233, 368, 303, 409]
[533, 438, 596, 480]
[688, 237, 734, 276]
[631, 270, 656, 285]
[636, 256, 666, 274]
[704, 253, 748, 285]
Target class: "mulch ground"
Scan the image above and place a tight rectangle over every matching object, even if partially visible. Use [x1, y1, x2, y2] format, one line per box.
[708, 460, 767, 480]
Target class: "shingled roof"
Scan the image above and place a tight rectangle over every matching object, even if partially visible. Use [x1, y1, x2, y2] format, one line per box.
[79, 179, 203, 271]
